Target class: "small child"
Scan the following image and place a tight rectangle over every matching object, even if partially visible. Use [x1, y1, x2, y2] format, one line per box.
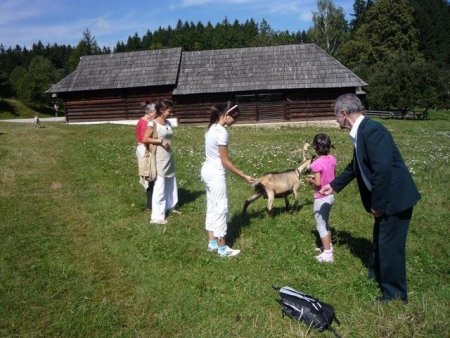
[307, 133, 336, 263]
[34, 113, 41, 128]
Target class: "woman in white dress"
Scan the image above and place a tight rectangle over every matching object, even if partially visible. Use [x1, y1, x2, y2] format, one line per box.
[143, 100, 178, 224]
[201, 102, 256, 257]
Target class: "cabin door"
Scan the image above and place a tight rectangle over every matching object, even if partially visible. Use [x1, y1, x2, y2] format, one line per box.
[257, 93, 285, 121]
[236, 94, 257, 122]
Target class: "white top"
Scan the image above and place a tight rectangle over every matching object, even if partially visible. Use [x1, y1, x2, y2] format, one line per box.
[349, 115, 372, 191]
[349, 114, 365, 142]
[204, 124, 228, 174]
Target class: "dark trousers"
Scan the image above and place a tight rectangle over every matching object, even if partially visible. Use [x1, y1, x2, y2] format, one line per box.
[369, 207, 413, 301]
[146, 181, 155, 210]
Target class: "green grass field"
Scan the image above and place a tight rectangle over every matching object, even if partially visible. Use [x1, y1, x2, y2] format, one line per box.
[0, 113, 449, 337]
[0, 99, 58, 119]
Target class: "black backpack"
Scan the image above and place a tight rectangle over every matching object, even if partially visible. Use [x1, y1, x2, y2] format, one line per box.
[274, 286, 341, 337]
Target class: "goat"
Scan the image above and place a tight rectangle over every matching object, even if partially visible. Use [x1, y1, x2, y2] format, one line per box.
[242, 143, 312, 217]
[34, 113, 41, 128]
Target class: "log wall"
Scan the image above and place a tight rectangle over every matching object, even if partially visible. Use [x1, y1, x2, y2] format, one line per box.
[61, 87, 354, 124]
[60, 87, 172, 123]
[173, 88, 351, 124]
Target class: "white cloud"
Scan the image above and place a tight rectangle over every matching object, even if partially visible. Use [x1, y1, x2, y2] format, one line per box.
[299, 10, 313, 22]
[0, 0, 55, 26]
[0, 5, 159, 48]
[94, 17, 112, 31]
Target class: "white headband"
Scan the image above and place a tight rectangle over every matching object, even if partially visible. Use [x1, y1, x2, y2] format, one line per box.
[225, 105, 238, 115]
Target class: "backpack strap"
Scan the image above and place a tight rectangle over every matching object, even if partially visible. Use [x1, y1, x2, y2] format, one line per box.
[150, 120, 158, 155]
[328, 325, 342, 338]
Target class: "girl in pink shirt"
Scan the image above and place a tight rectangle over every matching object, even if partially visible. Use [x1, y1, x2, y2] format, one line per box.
[307, 133, 336, 263]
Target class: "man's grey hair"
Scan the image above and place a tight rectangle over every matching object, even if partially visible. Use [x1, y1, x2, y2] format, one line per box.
[334, 94, 365, 115]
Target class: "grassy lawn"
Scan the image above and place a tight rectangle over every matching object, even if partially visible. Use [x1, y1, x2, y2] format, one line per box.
[0, 99, 58, 119]
[0, 113, 448, 337]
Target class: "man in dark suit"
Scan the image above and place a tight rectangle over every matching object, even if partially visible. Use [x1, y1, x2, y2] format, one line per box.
[320, 94, 420, 303]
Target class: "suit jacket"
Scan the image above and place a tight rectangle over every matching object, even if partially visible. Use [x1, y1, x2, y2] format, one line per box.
[330, 117, 420, 216]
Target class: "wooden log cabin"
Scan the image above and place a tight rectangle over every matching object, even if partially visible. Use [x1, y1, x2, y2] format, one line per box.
[47, 48, 182, 123]
[47, 44, 367, 124]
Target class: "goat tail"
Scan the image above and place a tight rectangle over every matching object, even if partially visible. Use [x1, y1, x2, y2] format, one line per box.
[252, 181, 267, 195]
[251, 180, 260, 188]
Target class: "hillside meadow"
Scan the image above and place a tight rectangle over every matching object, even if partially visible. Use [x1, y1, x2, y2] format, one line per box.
[0, 112, 449, 337]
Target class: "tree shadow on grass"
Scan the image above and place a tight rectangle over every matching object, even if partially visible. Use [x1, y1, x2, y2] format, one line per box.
[177, 187, 203, 209]
[0, 100, 19, 116]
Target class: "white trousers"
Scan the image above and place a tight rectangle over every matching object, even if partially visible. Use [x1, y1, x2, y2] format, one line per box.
[150, 175, 178, 222]
[313, 194, 335, 238]
[201, 163, 228, 238]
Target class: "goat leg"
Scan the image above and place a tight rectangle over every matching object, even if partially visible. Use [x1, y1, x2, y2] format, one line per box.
[290, 188, 300, 213]
[266, 191, 275, 217]
[243, 193, 262, 215]
[284, 196, 290, 211]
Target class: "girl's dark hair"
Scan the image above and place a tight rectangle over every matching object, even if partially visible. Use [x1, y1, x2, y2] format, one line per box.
[312, 133, 332, 155]
[155, 99, 173, 116]
[207, 101, 240, 129]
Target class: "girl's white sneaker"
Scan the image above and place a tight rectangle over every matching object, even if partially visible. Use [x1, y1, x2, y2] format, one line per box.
[315, 251, 334, 263]
[218, 246, 240, 257]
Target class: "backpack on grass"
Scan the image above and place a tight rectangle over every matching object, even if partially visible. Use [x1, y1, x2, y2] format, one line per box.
[274, 286, 341, 337]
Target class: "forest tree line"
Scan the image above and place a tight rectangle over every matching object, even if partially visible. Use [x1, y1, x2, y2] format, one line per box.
[0, 0, 449, 112]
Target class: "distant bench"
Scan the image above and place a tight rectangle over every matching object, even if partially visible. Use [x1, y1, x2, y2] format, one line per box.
[365, 109, 429, 120]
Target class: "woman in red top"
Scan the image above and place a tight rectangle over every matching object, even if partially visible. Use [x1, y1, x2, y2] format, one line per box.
[136, 103, 156, 210]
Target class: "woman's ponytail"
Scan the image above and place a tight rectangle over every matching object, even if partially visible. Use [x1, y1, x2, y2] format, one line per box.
[208, 105, 221, 130]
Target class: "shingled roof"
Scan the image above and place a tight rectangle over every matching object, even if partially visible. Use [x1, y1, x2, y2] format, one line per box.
[47, 48, 182, 93]
[173, 44, 367, 95]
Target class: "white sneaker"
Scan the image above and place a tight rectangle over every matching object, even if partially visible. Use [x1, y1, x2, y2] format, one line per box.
[315, 251, 334, 263]
[218, 246, 240, 257]
[207, 242, 219, 252]
[150, 219, 168, 225]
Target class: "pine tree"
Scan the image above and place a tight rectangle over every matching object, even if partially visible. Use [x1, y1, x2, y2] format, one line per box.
[126, 33, 142, 51]
[68, 29, 101, 71]
[350, 0, 368, 32]
[411, 0, 450, 67]
[339, 0, 420, 68]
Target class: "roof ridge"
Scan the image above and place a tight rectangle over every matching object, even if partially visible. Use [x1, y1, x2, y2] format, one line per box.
[48, 44, 367, 94]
